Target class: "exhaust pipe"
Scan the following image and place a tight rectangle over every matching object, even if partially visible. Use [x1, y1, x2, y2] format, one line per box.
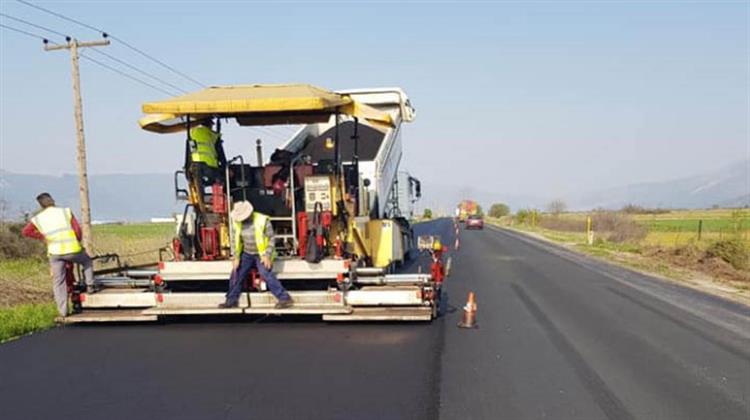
[256, 138, 263, 166]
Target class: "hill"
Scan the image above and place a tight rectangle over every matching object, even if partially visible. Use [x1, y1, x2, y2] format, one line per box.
[0, 171, 178, 221]
[569, 160, 749, 210]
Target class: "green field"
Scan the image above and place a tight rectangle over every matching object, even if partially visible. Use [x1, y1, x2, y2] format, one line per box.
[89, 223, 174, 268]
[513, 209, 750, 248]
[633, 210, 749, 248]
[634, 210, 748, 231]
[640, 218, 746, 232]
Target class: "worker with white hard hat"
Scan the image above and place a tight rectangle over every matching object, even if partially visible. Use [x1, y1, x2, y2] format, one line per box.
[219, 201, 293, 309]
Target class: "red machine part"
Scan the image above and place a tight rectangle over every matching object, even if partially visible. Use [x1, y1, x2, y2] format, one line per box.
[212, 183, 227, 213]
[172, 238, 182, 261]
[272, 178, 286, 196]
[64, 262, 82, 309]
[296, 212, 308, 257]
[64, 262, 75, 293]
[201, 227, 219, 260]
[335, 239, 342, 258]
[321, 211, 333, 228]
[430, 246, 447, 285]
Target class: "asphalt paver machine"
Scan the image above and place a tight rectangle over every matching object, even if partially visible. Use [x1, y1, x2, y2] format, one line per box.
[66, 84, 446, 323]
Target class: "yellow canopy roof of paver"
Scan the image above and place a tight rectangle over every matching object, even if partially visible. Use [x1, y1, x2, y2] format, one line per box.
[142, 84, 352, 115]
[139, 84, 394, 133]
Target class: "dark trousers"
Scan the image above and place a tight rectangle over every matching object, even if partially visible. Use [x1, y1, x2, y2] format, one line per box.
[190, 162, 223, 190]
[225, 252, 290, 304]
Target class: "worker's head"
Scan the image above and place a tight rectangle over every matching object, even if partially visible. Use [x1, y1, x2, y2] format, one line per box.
[199, 118, 213, 129]
[230, 201, 254, 223]
[36, 192, 55, 208]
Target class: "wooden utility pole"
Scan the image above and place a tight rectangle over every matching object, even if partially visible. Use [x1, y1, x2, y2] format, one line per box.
[45, 38, 109, 253]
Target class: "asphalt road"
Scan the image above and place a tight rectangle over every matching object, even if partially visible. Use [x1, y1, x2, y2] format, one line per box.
[1, 218, 748, 420]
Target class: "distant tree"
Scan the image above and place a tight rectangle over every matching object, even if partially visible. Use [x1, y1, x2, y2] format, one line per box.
[515, 209, 530, 224]
[621, 204, 643, 214]
[488, 203, 510, 218]
[476, 205, 484, 216]
[423, 208, 433, 219]
[546, 199, 567, 216]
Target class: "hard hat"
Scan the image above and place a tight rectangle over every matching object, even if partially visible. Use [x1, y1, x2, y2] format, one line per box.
[230, 201, 254, 222]
[432, 238, 442, 251]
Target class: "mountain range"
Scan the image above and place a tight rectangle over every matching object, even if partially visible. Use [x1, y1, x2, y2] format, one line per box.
[0, 171, 178, 221]
[1, 160, 747, 221]
[568, 159, 749, 210]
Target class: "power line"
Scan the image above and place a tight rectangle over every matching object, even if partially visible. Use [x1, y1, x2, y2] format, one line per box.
[0, 12, 70, 39]
[79, 52, 176, 97]
[87, 48, 187, 94]
[0, 22, 50, 42]
[16, 0, 206, 88]
[16, 0, 101, 33]
[2, 12, 180, 94]
[109, 36, 206, 89]
[252, 127, 291, 142]
[1, 12, 185, 96]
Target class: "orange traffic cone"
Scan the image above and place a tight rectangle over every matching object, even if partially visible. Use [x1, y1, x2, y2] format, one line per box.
[457, 292, 477, 328]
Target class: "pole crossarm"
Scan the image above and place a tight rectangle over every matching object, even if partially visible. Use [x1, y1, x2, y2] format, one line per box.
[44, 39, 109, 51]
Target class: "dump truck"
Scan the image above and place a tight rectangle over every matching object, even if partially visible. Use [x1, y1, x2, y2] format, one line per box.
[456, 200, 479, 222]
[64, 84, 446, 323]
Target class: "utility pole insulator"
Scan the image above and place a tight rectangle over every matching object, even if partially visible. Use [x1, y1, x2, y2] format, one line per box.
[45, 38, 110, 254]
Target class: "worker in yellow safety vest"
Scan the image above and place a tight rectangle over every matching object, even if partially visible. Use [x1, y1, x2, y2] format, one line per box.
[188, 120, 224, 195]
[219, 201, 293, 309]
[22, 193, 96, 317]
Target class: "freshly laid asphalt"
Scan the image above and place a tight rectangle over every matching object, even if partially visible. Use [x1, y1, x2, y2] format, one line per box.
[1, 218, 748, 420]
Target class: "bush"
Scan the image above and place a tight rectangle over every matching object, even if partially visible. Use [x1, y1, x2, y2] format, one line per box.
[705, 239, 749, 270]
[515, 209, 541, 226]
[488, 203, 510, 218]
[620, 204, 670, 215]
[515, 209, 529, 224]
[546, 199, 567, 215]
[592, 211, 647, 243]
[0, 222, 45, 260]
[538, 216, 585, 232]
[422, 208, 433, 219]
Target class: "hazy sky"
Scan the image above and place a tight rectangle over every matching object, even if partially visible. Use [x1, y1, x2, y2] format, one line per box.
[1, 1, 748, 199]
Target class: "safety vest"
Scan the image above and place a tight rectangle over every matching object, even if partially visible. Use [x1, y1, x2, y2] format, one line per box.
[31, 207, 82, 256]
[190, 126, 219, 168]
[233, 212, 274, 261]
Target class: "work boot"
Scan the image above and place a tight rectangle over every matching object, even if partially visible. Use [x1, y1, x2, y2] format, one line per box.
[86, 285, 98, 294]
[274, 298, 293, 309]
[218, 301, 238, 309]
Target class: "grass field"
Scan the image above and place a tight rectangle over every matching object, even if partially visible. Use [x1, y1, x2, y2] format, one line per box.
[90, 223, 174, 268]
[0, 222, 174, 342]
[515, 209, 750, 248]
[633, 209, 749, 248]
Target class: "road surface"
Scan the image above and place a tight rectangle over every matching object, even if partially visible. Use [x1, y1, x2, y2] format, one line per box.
[1, 219, 748, 419]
